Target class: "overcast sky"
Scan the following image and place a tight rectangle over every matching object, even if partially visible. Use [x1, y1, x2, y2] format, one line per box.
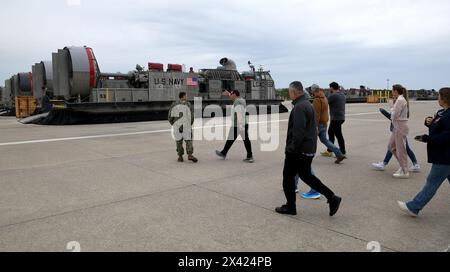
[1, 0, 450, 89]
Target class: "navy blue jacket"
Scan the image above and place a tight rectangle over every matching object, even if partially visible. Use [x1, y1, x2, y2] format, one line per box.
[425, 108, 450, 165]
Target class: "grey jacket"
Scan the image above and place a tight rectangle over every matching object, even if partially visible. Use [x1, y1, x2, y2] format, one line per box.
[328, 92, 346, 121]
[285, 95, 318, 156]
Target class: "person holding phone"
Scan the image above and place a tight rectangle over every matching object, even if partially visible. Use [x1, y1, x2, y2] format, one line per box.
[372, 106, 420, 172]
[216, 90, 254, 163]
[398, 88, 450, 217]
[388, 84, 410, 178]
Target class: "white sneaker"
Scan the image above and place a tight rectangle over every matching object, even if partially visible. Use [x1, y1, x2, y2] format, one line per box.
[397, 201, 417, 217]
[393, 170, 410, 179]
[409, 164, 421, 173]
[372, 162, 386, 171]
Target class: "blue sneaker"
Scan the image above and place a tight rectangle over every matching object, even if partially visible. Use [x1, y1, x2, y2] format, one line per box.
[301, 190, 321, 200]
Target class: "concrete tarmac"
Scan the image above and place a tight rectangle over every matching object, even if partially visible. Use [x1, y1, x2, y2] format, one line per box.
[0, 101, 448, 252]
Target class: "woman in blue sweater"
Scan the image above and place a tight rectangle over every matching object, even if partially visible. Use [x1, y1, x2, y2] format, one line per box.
[398, 88, 450, 217]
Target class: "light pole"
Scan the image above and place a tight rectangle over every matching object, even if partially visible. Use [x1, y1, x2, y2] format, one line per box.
[386, 79, 391, 102]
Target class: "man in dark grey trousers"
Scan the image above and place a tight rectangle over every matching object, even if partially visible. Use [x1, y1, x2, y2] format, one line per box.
[275, 81, 342, 216]
[325, 82, 347, 156]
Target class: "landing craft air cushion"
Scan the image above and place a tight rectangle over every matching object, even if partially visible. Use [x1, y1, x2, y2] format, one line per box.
[2, 46, 287, 124]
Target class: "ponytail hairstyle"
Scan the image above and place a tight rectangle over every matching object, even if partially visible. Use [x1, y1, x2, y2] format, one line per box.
[393, 84, 410, 118]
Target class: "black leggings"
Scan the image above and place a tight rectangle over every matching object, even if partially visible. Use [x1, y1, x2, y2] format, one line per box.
[328, 120, 346, 155]
[222, 125, 253, 158]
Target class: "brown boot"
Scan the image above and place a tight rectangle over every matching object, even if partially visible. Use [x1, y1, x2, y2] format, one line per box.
[178, 156, 184, 162]
[188, 155, 198, 163]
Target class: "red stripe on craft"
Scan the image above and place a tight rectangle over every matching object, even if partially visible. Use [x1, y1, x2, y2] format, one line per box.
[85, 47, 95, 88]
[29, 72, 33, 96]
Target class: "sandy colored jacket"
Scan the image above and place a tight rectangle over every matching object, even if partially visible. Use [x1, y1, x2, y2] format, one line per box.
[313, 92, 329, 126]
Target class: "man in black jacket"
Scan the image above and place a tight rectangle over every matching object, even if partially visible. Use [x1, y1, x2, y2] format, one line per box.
[398, 87, 450, 217]
[275, 81, 342, 216]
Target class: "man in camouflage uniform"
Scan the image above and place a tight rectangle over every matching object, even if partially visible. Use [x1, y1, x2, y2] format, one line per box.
[168, 92, 198, 163]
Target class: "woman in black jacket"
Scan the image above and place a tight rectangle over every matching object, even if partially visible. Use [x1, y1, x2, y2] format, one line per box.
[398, 88, 450, 217]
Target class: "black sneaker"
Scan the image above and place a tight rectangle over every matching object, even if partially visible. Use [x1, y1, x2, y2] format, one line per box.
[335, 156, 347, 164]
[188, 155, 198, 163]
[275, 205, 297, 215]
[243, 157, 255, 163]
[215, 150, 226, 160]
[328, 195, 342, 216]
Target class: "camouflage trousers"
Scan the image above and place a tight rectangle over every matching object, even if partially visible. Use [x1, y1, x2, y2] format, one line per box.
[176, 139, 194, 156]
